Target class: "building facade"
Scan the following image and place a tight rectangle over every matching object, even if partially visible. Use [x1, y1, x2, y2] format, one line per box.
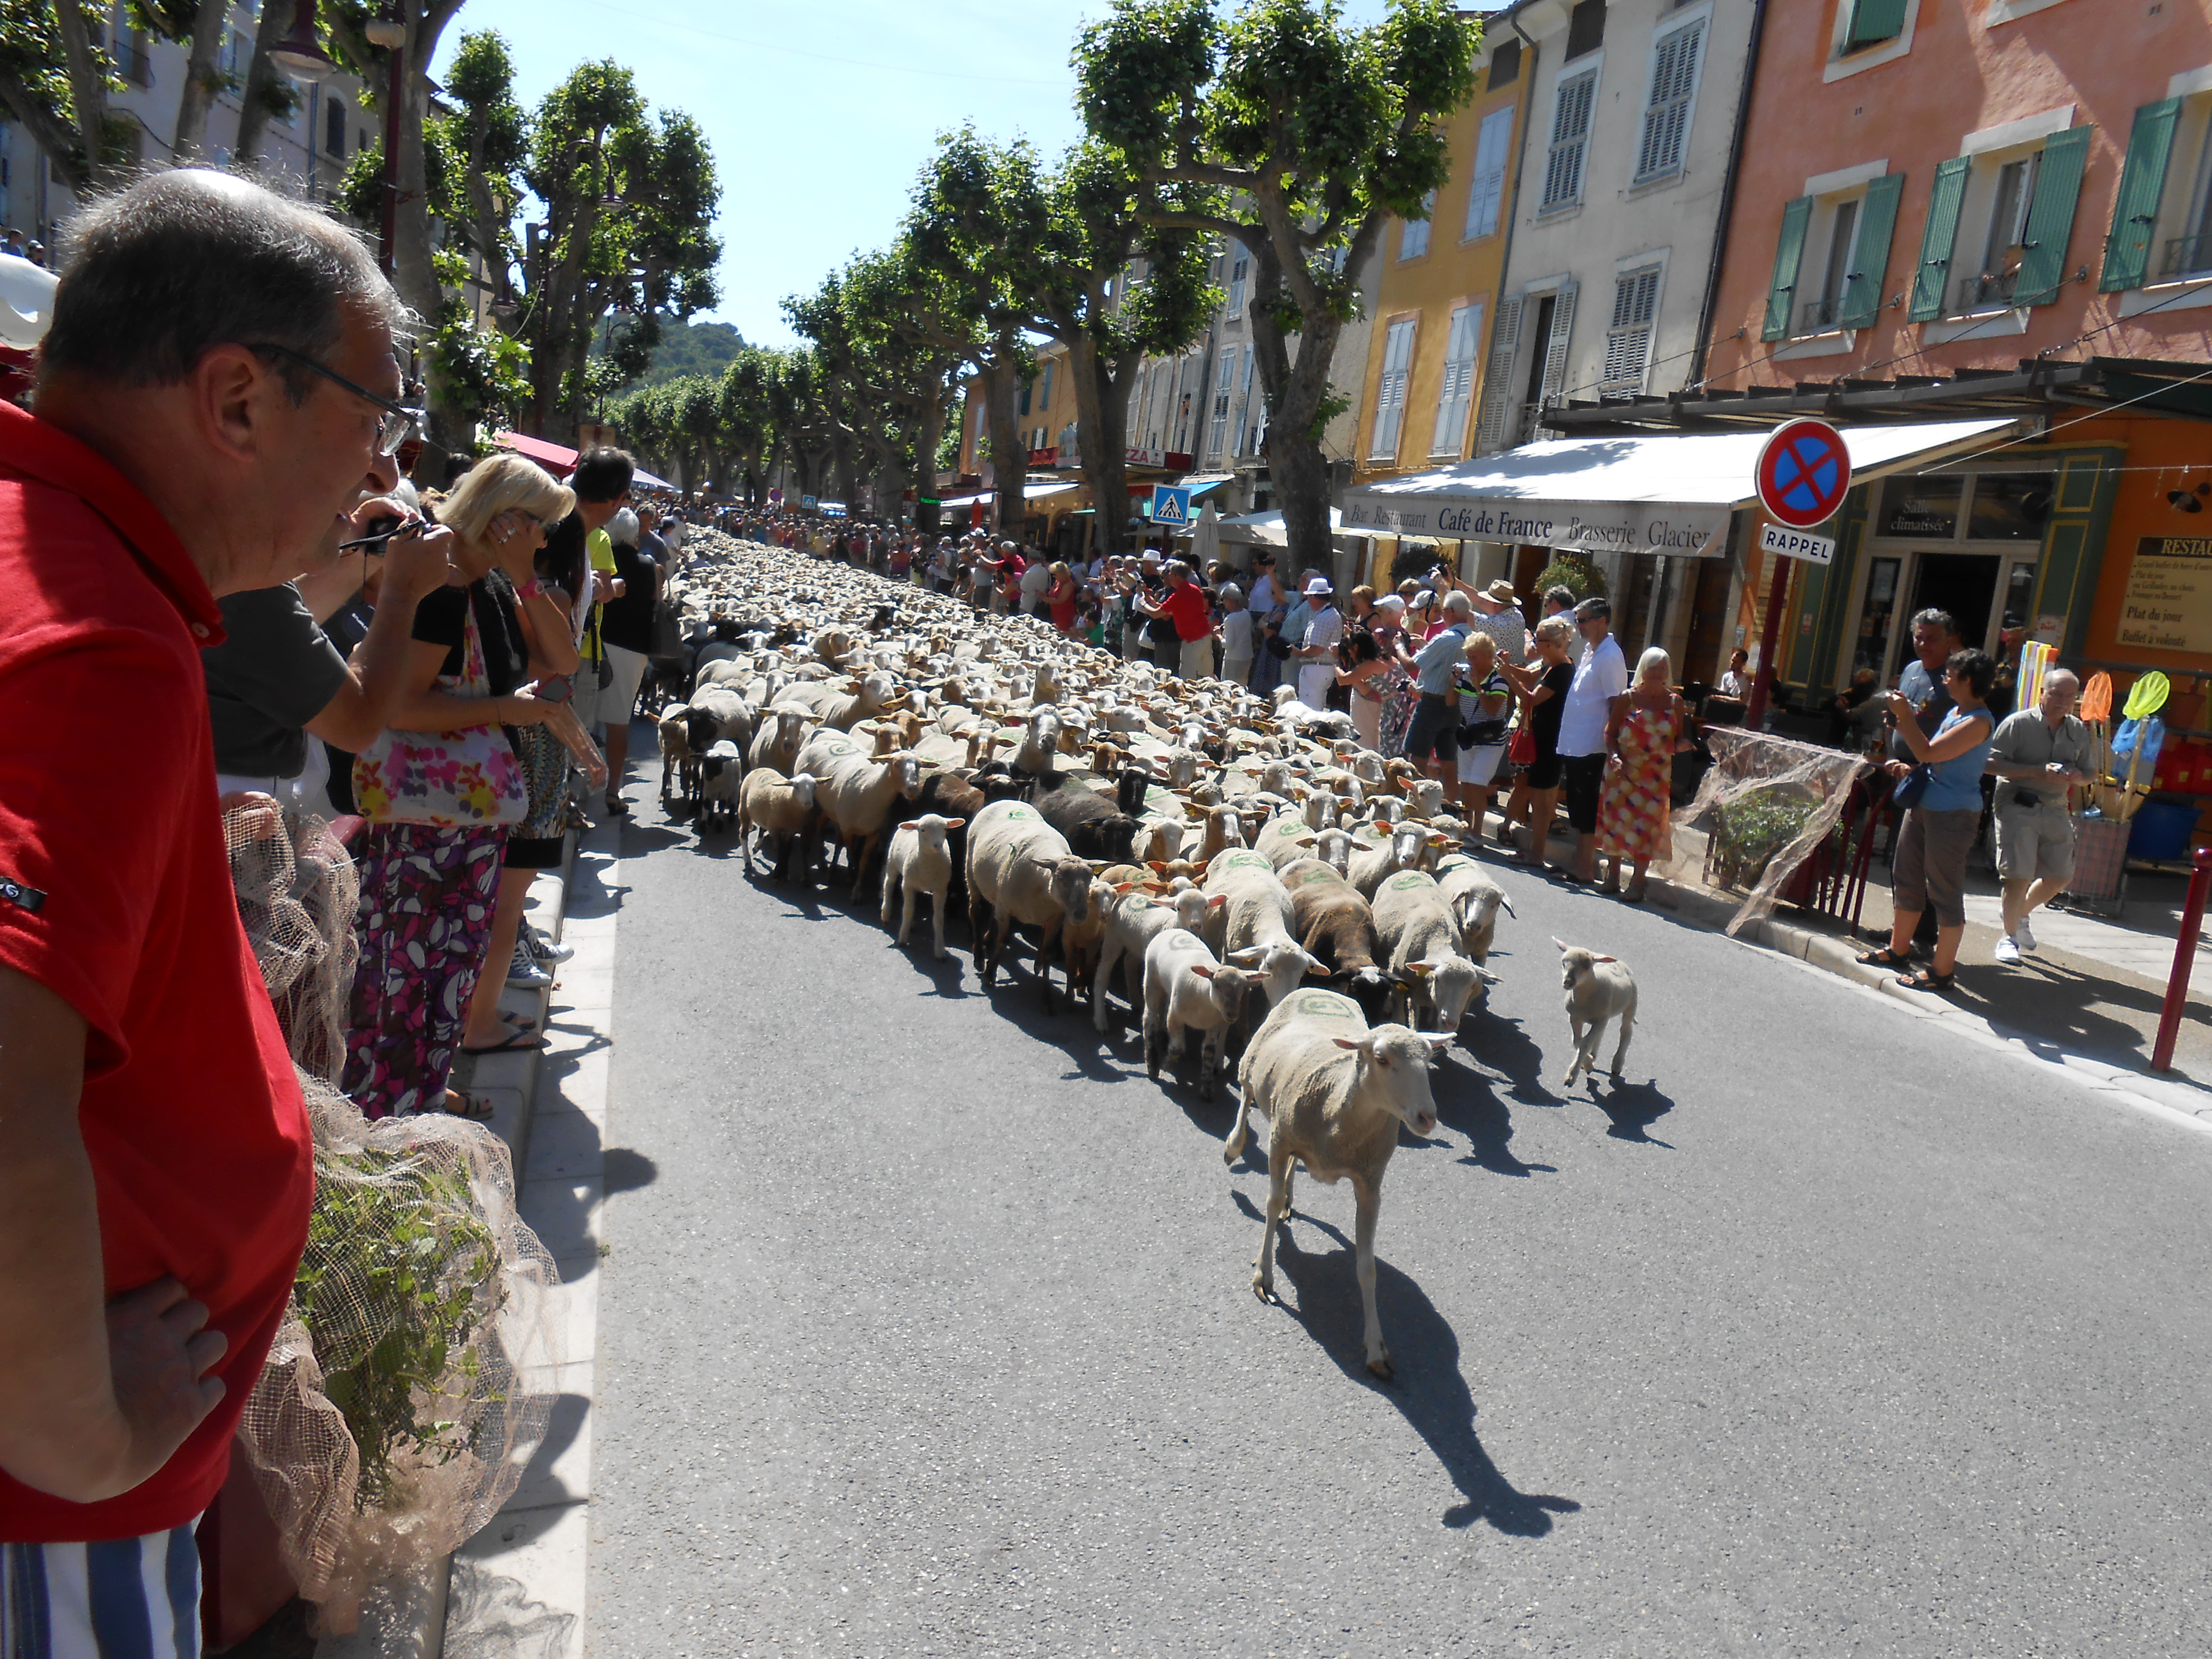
[1652, 0, 2212, 697]
[2, 2, 372, 254]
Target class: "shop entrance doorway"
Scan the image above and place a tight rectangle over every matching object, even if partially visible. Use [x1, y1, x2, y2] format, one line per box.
[1909, 553, 2000, 657]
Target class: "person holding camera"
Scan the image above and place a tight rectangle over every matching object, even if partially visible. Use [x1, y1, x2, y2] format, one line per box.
[1858, 649, 1998, 993]
[1395, 589, 1476, 814]
[1986, 669, 2092, 965]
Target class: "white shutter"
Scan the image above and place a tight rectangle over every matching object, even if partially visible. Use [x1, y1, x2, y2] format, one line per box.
[1534, 285, 1579, 436]
[1369, 318, 1417, 459]
[1465, 107, 1515, 239]
[1400, 192, 1436, 260]
[1543, 71, 1598, 210]
[1207, 346, 1237, 462]
[1472, 294, 1524, 454]
[1601, 267, 1660, 395]
[1635, 20, 1704, 184]
[1431, 301, 1484, 457]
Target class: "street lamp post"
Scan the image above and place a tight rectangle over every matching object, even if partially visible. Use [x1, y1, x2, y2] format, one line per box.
[366, 8, 406, 277]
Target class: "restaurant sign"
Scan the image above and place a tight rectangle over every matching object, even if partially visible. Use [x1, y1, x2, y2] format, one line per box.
[1339, 492, 1729, 557]
[2118, 537, 2212, 655]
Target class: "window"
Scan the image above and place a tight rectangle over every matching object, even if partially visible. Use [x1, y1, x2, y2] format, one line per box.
[1238, 345, 1262, 455]
[1808, 198, 1860, 332]
[1038, 360, 1055, 412]
[1488, 38, 1521, 89]
[1018, 378, 1033, 417]
[1634, 15, 1705, 185]
[1601, 266, 1659, 395]
[1226, 249, 1248, 317]
[1369, 317, 1416, 460]
[1431, 301, 1483, 457]
[1542, 69, 1599, 212]
[1845, 0, 1907, 49]
[326, 98, 347, 157]
[1400, 192, 1434, 260]
[1208, 346, 1237, 462]
[1565, 0, 1607, 60]
[1465, 106, 1514, 240]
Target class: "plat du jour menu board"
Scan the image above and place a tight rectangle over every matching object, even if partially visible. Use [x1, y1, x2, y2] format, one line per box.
[2118, 537, 2212, 654]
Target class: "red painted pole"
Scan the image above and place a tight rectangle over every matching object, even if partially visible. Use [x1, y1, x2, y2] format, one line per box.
[2152, 845, 2212, 1071]
[1742, 543, 1790, 731]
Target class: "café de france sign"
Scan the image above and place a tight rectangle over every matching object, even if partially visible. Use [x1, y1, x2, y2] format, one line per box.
[1338, 493, 1728, 557]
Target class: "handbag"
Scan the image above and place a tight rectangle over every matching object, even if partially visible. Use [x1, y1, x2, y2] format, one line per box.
[1509, 722, 1539, 766]
[351, 586, 529, 828]
[1891, 763, 1935, 811]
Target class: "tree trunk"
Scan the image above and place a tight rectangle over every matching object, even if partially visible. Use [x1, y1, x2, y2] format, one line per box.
[170, 0, 230, 161]
[1069, 335, 1141, 556]
[979, 348, 1027, 543]
[233, 0, 293, 166]
[1243, 246, 1346, 582]
[911, 389, 945, 526]
[51, 0, 108, 192]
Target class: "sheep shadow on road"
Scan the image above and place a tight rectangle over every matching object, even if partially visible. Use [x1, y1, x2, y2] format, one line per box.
[1582, 1075, 1676, 1146]
[1431, 1025, 1554, 1179]
[1234, 1191, 1581, 1537]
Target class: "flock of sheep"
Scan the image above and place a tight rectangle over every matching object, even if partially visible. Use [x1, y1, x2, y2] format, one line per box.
[653, 530, 1639, 1378]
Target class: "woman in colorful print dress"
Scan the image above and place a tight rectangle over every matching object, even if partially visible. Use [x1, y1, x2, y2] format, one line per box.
[1596, 646, 1689, 904]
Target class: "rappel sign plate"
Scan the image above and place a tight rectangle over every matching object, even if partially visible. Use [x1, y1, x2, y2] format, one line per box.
[1755, 419, 1851, 530]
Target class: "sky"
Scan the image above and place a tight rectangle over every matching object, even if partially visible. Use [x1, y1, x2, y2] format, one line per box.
[434, 0, 1395, 352]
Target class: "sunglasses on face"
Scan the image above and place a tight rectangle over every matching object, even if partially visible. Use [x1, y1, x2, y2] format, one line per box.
[250, 342, 422, 457]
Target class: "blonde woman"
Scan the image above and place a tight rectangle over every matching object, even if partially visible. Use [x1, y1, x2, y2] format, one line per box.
[1497, 614, 1576, 869]
[1455, 631, 1514, 832]
[344, 454, 585, 1120]
[1596, 647, 1688, 902]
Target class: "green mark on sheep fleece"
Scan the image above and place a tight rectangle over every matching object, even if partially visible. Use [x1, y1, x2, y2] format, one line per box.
[1295, 991, 1361, 1020]
[1005, 807, 1035, 820]
[1221, 853, 1270, 870]
[1388, 872, 1433, 891]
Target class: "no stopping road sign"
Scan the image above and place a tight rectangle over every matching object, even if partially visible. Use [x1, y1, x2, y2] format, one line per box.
[1755, 419, 1851, 530]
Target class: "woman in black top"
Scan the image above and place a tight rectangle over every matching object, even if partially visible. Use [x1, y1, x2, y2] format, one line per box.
[342, 455, 579, 1120]
[1498, 614, 1576, 870]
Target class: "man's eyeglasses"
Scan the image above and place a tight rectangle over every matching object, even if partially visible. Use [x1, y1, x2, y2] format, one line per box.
[249, 342, 422, 457]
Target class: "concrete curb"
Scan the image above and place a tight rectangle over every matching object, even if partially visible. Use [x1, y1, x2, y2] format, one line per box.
[316, 822, 615, 1659]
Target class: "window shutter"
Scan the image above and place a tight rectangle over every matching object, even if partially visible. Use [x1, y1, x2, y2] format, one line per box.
[1602, 268, 1659, 394]
[1473, 295, 1524, 454]
[1847, 0, 1908, 48]
[1466, 106, 1514, 239]
[2012, 125, 2092, 307]
[1543, 73, 1597, 210]
[1432, 301, 1484, 456]
[1370, 319, 1416, 460]
[1908, 157, 1971, 322]
[1838, 172, 1903, 330]
[1635, 20, 1704, 185]
[1536, 284, 1579, 423]
[2100, 98, 2181, 293]
[1761, 196, 1814, 341]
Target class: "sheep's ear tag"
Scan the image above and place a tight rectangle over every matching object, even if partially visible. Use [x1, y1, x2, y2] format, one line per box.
[1593, 953, 1619, 963]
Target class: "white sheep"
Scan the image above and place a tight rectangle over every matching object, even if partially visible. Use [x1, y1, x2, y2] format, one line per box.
[1141, 927, 1261, 1099]
[880, 813, 966, 959]
[1093, 884, 1218, 1034]
[1554, 937, 1638, 1087]
[736, 769, 818, 883]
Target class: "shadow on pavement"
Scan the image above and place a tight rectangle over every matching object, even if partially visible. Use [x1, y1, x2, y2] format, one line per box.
[1432, 1022, 1554, 1178]
[1236, 1191, 1581, 1536]
[602, 1146, 658, 1195]
[1586, 1075, 1676, 1145]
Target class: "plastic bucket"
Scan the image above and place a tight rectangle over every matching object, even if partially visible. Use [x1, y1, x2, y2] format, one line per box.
[2126, 799, 2198, 863]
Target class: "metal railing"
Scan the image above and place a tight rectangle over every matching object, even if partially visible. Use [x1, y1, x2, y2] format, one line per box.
[2163, 234, 2212, 279]
[1797, 296, 1844, 335]
[1953, 271, 2017, 313]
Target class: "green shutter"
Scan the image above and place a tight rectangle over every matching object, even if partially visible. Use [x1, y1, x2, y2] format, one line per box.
[2014, 125, 2093, 307]
[1847, 0, 1908, 47]
[1839, 173, 1904, 330]
[1761, 196, 1814, 342]
[2100, 98, 2181, 293]
[1908, 156, 1971, 322]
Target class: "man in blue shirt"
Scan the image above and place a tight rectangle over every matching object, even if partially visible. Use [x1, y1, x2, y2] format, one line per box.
[1396, 590, 1476, 817]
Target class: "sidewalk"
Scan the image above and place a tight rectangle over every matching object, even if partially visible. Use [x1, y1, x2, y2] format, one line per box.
[314, 817, 618, 1659]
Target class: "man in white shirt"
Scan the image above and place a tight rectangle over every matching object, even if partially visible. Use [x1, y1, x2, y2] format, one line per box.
[1294, 572, 1341, 710]
[1019, 552, 1051, 615]
[1555, 595, 1630, 884]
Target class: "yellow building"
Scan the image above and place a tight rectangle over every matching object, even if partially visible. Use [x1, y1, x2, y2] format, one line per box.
[949, 342, 1092, 553]
[1350, 25, 1531, 591]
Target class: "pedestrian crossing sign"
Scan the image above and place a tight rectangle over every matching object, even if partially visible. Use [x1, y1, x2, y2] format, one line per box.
[1151, 485, 1192, 526]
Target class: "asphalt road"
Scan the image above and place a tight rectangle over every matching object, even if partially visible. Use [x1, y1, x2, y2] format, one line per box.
[585, 766, 2212, 1658]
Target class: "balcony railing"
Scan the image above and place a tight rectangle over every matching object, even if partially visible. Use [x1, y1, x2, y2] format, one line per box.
[1797, 297, 1844, 335]
[2163, 234, 2212, 279]
[1953, 271, 2018, 314]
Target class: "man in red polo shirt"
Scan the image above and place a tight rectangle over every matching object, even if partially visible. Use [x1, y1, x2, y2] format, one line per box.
[0, 170, 411, 1647]
[1127, 558, 1217, 681]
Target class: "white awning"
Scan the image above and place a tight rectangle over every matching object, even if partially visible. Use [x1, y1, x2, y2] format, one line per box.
[1216, 507, 1345, 547]
[939, 481, 1082, 509]
[1339, 419, 2021, 557]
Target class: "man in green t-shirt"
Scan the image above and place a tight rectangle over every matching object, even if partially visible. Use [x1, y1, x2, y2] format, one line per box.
[562, 448, 636, 815]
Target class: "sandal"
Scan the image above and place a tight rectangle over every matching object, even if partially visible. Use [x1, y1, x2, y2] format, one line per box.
[1855, 946, 1913, 969]
[1622, 879, 1647, 905]
[459, 1031, 545, 1056]
[499, 1011, 539, 1034]
[438, 1088, 496, 1121]
[603, 793, 631, 818]
[1897, 967, 1955, 994]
